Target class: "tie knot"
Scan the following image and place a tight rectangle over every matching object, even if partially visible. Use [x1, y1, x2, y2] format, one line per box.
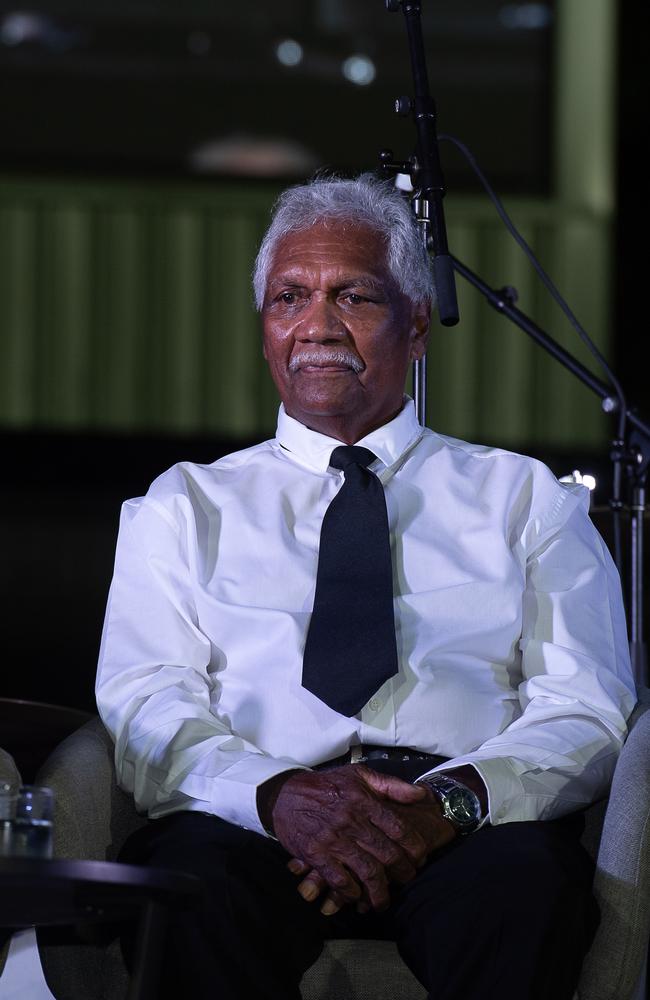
[329, 446, 377, 472]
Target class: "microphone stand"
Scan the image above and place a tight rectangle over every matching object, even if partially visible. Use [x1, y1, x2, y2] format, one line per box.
[383, 0, 459, 427]
[381, 0, 649, 686]
[450, 255, 649, 686]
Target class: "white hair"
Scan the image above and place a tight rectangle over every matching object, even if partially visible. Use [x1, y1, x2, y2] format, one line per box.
[253, 173, 436, 309]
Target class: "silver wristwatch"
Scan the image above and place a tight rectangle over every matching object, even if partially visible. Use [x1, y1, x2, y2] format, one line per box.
[417, 774, 483, 834]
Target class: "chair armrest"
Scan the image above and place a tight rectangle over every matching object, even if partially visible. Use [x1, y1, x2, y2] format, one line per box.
[35, 717, 145, 863]
[578, 701, 650, 1000]
[0, 747, 20, 791]
[0, 748, 21, 975]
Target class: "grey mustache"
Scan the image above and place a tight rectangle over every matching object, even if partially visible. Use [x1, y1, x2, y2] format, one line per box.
[289, 350, 364, 373]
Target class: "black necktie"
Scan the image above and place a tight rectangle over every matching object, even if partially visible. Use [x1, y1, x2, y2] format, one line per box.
[302, 445, 399, 716]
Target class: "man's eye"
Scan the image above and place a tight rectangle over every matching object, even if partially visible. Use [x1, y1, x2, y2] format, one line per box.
[343, 293, 366, 305]
[280, 292, 296, 304]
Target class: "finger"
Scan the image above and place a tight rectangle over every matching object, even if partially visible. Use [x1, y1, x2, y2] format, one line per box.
[295, 871, 358, 916]
[297, 872, 328, 903]
[320, 892, 343, 916]
[384, 854, 418, 884]
[363, 799, 429, 865]
[393, 826, 430, 867]
[354, 826, 418, 884]
[337, 848, 391, 911]
[293, 860, 361, 909]
[314, 859, 364, 905]
[287, 858, 310, 876]
[318, 884, 349, 915]
[358, 768, 428, 803]
[310, 849, 387, 910]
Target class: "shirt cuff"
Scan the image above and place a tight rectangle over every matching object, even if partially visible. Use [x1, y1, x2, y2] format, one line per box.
[208, 756, 310, 837]
[416, 757, 528, 827]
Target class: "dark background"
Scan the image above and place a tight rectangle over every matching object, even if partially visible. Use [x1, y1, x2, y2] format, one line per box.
[0, 1, 554, 191]
[614, 5, 646, 420]
[0, 2, 647, 712]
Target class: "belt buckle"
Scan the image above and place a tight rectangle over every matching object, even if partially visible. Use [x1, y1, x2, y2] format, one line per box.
[350, 746, 367, 764]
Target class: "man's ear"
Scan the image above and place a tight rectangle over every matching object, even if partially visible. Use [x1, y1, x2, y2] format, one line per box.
[409, 300, 431, 361]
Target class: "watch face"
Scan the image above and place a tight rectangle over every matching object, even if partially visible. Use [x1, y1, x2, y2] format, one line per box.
[446, 785, 481, 826]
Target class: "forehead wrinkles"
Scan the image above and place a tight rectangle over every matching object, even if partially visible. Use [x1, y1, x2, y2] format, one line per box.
[266, 267, 387, 295]
[266, 223, 393, 292]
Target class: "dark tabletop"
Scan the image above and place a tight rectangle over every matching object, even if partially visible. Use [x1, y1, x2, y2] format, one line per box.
[0, 857, 202, 927]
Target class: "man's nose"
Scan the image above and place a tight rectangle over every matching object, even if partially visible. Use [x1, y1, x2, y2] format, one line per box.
[296, 295, 346, 341]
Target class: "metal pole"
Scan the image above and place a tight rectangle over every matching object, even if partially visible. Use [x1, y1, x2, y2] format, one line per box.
[412, 356, 427, 426]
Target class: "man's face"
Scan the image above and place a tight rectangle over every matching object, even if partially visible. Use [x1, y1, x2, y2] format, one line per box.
[261, 220, 430, 443]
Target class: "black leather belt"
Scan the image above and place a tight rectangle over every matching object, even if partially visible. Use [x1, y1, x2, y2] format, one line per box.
[315, 744, 447, 770]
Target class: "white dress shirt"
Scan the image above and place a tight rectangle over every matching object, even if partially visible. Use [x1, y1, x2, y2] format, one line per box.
[96, 399, 636, 836]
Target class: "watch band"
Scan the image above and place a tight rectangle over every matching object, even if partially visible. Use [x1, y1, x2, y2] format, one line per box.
[417, 774, 483, 834]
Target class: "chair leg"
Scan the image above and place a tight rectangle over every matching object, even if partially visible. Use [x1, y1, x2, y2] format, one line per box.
[127, 899, 168, 1000]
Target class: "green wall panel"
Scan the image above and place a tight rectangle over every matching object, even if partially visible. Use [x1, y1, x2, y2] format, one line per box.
[0, 0, 618, 451]
[430, 202, 611, 447]
[0, 205, 38, 423]
[0, 176, 613, 449]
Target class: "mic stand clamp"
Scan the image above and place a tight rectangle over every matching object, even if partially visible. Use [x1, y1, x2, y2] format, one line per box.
[381, 0, 460, 427]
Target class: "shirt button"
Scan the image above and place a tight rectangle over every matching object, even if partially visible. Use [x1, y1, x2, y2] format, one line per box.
[368, 698, 381, 712]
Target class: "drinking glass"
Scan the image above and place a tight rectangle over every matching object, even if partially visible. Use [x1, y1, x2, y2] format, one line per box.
[0, 784, 54, 859]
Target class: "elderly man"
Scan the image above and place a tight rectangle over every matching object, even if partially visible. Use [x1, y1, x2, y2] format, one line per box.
[97, 174, 635, 1000]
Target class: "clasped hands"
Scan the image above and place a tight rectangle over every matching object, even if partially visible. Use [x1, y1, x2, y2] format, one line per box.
[258, 764, 456, 916]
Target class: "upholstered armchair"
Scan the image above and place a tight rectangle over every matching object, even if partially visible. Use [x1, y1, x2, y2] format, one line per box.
[34, 693, 650, 1000]
[0, 747, 22, 978]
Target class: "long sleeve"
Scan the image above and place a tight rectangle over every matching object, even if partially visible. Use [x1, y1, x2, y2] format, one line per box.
[429, 494, 637, 824]
[96, 495, 306, 836]
[96, 405, 637, 836]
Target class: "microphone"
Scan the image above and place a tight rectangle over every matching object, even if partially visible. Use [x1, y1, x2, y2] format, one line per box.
[388, 0, 459, 327]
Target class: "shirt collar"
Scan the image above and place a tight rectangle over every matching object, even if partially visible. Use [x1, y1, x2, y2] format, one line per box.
[275, 397, 424, 475]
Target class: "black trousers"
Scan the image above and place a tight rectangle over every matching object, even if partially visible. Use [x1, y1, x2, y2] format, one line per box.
[118, 808, 598, 1000]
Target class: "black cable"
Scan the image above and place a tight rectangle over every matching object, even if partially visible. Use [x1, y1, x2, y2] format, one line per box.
[439, 132, 627, 574]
